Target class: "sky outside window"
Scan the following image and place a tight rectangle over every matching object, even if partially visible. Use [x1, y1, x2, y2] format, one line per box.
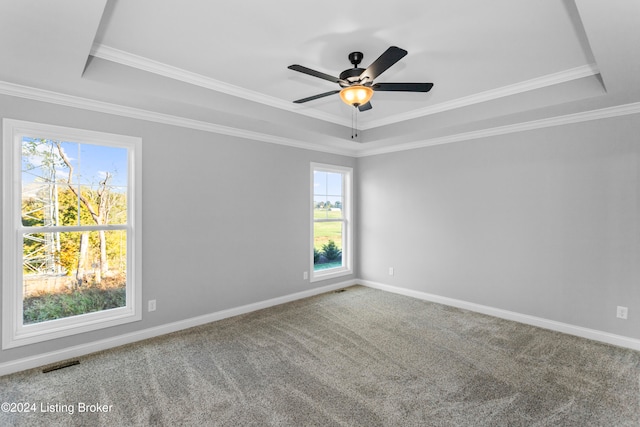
[314, 171, 343, 210]
[21, 137, 128, 188]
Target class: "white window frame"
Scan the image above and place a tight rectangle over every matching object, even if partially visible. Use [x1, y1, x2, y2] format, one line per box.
[310, 163, 353, 282]
[2, 119, 142, 349]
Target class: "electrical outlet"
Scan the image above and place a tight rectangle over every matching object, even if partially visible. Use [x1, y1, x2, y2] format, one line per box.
[148, 299, 156, 312]
[616, 306, 628, 319]
[389, 267, 394, 276]
[303, 271, 308, 280]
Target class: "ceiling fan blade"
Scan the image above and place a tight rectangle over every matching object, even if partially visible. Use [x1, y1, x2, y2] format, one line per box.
[372, 82, 434, 92]
[358, 101, 373, 112]
[293, 90, 341, 104]
[288, 64, 344, 84]
[359, 46, 408, 82]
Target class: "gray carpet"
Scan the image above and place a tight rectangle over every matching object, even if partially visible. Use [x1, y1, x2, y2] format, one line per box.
[1, 285, 639, 426]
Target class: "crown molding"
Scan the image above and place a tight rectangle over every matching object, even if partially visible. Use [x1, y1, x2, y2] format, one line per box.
[90, 44, 599, 132]
[90, 44, 351, 128]
[361, 63, 600, 130]
[0, 80, 356, 157]
[355, 101, 640, 157]
[2, 79, 638, 159]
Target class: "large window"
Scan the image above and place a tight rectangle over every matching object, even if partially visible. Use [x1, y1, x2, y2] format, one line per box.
[311, 163, 352, 282]
[2, 119, 142, 349]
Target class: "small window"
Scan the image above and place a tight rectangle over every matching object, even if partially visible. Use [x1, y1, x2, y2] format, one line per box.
[2, 119, 142, 349]
[311, 163, 353, 282]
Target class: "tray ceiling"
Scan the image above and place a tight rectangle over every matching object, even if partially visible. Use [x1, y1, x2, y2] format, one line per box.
[0, 0, 638, 156]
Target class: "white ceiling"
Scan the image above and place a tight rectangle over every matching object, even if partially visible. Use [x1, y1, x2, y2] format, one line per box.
[1, 0, 639, 156]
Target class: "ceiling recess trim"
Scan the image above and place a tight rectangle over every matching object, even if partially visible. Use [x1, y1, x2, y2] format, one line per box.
[89, 44, 351, 128]
[91, 44, 600, 131]
[355, 101, 640, 157]
[0, 80, 354, 157]
[361, 63, 600, 130]
[2, 80, 638, 159]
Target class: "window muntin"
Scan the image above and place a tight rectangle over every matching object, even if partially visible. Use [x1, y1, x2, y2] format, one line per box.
[3, 119, 141, 349]
[311, 163, 352, 281]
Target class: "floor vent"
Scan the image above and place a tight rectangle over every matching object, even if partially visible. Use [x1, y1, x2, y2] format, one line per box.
[42, 360, 80, 373]
[334, 289, 346, 293]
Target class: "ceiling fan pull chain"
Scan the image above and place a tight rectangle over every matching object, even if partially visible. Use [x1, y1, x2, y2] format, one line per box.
[351, 107, 359, 139]
[355, 107, 358, 139]
[351, 108, 355, 139]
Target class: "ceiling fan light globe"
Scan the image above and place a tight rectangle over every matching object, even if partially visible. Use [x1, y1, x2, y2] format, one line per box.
[344, 90, 355, 102]
[340, 85, 373, 107]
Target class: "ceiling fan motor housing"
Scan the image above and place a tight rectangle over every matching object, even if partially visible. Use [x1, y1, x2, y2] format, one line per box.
[339, 52, 368, 86]
[339, 68, 366, 86]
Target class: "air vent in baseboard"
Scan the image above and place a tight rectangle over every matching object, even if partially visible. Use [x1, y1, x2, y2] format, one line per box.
[42, 360, 80, 373]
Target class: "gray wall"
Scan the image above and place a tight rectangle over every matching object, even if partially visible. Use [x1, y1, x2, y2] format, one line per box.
[0, 94, 356, 364]
[2, 91, 639, 367]
[357, 113, 640, 339]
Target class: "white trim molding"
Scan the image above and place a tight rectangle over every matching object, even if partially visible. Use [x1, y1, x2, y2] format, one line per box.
[2, 119, 143, 349]
[0, 80, 354, 157]
[90, 44, 600, 132]
[310, 163, 354, 283]
[0, 279, 357, 377]
[2, 277, 638, 376]
[356, 101, 640, 157]
[90, 44, 351, 128]
[362, 64, 600, 130]
[360, 280, 640, 352]
[1, 77, 639, 159]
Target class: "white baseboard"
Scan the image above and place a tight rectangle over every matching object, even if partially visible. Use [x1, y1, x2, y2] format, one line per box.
[0, 279, 356, 377]
[3, 278, 638, 377]
[359, 279, 640, 351]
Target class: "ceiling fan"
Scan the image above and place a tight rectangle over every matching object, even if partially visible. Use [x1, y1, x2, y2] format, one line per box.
[288, 46, 433, 111]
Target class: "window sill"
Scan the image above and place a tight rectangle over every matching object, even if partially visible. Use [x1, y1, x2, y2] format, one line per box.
[310, 266, 353, 283]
